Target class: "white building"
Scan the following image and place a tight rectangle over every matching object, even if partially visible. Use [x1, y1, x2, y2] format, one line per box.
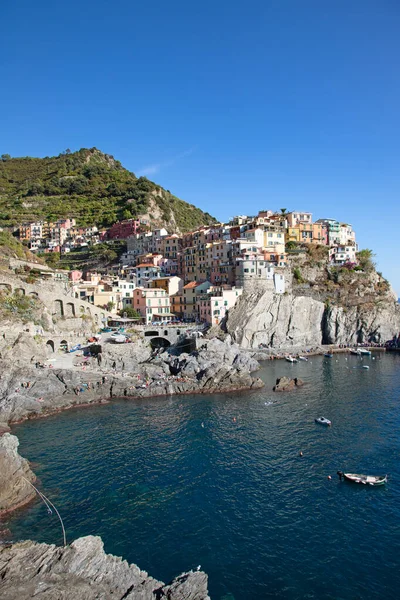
[235, 257, 275, 286]
[329, 246, 357, 266]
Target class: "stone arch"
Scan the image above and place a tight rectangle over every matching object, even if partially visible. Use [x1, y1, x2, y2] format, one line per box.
[54, 299, 64, 316]
[150, 337, 171, 350]
[65, 302, 76, 317]
[144, 330, 159, 337]
[29, 291, 39, 298]
[15, 287, 25, 296]
[46, 340, 55, 353]
[164, 330, 168, 336]
[0, 283, 12, 293]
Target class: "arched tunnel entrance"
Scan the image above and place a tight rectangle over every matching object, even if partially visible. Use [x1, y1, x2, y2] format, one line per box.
[150, 337, 171, 351]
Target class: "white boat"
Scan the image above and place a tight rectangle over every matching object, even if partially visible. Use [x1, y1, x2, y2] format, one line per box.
[350, 349, 361, 355]
[362, 365, 370, 369]
[315, 416, 332, 426]
[285, 356, 298, 363]
[298, 356, 308, 361]
[337, 471, 387, 486]
[110, 333, 127, 344]
[359, 348, 372, 356]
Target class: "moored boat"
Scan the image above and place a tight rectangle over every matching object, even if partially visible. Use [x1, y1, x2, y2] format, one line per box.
[359, 348, 372, 356]
[315, 416, 332, 426]
[298, 356, 308, 361]
[350, 349, 361, 355]
[337, 471, 387, 486]
[324, 353, 333, 358]
[285, 356, 298, 363]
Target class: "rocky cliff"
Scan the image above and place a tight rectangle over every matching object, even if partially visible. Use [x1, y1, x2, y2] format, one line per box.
[226, 263, 400, 349]
[0, 433, 36, 513]
[0, 535, 210, 600]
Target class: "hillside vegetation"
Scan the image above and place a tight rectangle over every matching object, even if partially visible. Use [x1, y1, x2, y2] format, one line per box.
[0, 149, 216, 231]
[0, 231, 43, 265]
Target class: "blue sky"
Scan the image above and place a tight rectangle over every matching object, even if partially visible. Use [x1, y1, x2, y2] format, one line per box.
[1, 0, 399, 292]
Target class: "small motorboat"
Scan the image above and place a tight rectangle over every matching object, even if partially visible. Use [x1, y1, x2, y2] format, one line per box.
[362, 365, 370, 369]
[337, 471, 387, 486]
[324, 353, 333, 358]
[298, 356, 308, 361]
[285, 356, 298, 363]
[350, 349, 361, 355]
[315, 416, 332, 426]
[359, 348, 372, 356]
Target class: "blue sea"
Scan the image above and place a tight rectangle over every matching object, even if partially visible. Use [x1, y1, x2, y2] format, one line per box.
[4, 353, 400, 599]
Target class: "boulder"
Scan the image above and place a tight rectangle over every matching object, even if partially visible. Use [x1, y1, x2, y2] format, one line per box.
[273, 377, 304, 392]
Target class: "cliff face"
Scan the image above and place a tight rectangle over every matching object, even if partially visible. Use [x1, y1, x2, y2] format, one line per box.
[226, 268, 400, 349]
[0, 535, 210, 600]
[0, 433, 36, 513]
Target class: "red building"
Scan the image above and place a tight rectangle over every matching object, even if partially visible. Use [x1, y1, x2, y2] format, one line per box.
[105, 219, 141, 240]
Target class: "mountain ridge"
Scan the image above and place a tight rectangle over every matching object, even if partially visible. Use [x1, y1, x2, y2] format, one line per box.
[0, 148, 216, 232]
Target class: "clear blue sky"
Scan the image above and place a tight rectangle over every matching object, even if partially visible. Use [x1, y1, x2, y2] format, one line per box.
[1, 0, 399, 293]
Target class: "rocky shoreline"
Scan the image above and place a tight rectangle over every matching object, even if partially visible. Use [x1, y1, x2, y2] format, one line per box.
[0, 333, 263, 426]
[0, 535, 210, 600]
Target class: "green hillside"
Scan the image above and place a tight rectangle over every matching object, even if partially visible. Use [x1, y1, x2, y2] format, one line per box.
[0, 148, 216, 232]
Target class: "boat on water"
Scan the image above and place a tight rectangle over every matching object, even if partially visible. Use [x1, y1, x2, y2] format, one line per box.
[324, 353, 333, 358]
[350, 349, 361, 355]
[362, 365, 370, 369]
[285, 356, 298, 363]
[359, 348, 372, 355]
[337, 471, 387, 486]
[298, 356, 308, 361]
[315, 416, 332, 426]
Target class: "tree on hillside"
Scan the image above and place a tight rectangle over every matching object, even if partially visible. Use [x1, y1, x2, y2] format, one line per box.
[356, 248, 375, 272]
[118, 306, 141, 319]
[280, 208, 287, 215]
[1, 154, 11, 161]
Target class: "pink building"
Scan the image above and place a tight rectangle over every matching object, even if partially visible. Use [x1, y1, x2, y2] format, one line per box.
[130, 287, 172, 324]
[68, 270, 83, 282]
[105, 219, 141, 240]
[198, 286, 243, 325]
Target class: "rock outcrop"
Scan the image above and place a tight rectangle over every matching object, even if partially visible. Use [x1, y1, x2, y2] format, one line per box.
[273, 377, 304, 392]
[0, 336, 263, 425]
[0, 433, 36, 513]
[0, 535, 210, 600]
[226, 278, 400, 349]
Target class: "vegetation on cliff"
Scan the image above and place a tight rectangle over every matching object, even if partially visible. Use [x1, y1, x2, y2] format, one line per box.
[0, 148, 216, 231]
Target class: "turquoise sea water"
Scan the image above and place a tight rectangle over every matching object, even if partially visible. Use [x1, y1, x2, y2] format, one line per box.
[4, 353, 400, 599]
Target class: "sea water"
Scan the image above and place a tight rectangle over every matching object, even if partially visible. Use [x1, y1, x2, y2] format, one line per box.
[4, 353, 400, 599]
